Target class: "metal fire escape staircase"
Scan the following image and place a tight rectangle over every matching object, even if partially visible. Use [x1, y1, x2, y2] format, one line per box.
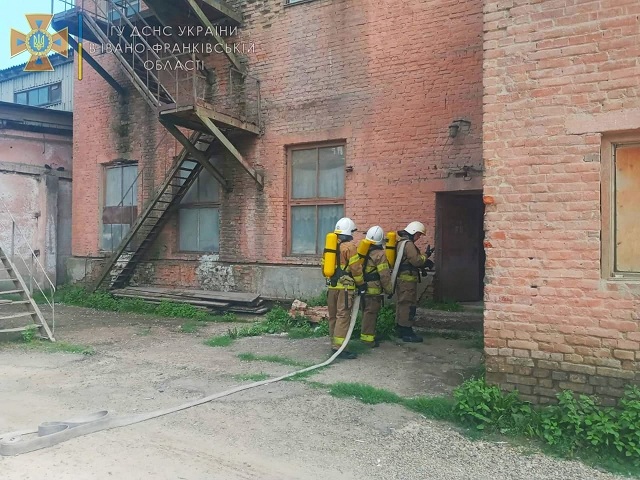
[53, 0, 263, 291]
[0, 247, 55, 341]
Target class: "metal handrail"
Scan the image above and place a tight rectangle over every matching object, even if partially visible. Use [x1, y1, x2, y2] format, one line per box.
[0, 198, 56, 334]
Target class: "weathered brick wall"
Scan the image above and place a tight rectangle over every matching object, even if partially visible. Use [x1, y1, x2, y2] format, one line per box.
[71, 0, 483, 294]
[483, 0, 640, 403]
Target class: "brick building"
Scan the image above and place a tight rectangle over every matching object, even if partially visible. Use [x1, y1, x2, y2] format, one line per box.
[55, 0, 484, 301]
[483, 0, 640, 403]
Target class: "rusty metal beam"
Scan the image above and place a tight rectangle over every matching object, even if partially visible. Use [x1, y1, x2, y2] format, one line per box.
[196, 111, 264, 189]
[185, 0, 245, 74]
[160, 120, 230, 191]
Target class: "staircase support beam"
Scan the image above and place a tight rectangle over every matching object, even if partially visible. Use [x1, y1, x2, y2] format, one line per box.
[160, 121, 230, 192]
[196, 112, 264, 189]
[81, 14, 161, 109]
[67, 35, 126, 96]
[185, 0, 246, 74]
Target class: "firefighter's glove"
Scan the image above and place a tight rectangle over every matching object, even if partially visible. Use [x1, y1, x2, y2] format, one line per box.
[338, 275, 355, 287]
[426, 259, 435, 271]
[425, 244, 435, 258]
[387, 294, 394, 300]
[357, 284, 367, 295]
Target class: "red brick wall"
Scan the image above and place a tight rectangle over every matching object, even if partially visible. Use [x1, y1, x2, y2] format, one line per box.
[483, 0, 640, 403]
[71, 0, 483, 290]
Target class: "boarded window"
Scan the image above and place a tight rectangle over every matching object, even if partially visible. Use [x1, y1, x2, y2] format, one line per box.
[614, 145, 640, 273]
[288, 144, 345, 255]
[102, 164, 138, 251]
[179, 162, 221, 252]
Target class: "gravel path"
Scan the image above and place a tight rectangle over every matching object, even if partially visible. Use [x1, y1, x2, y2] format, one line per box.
[0, 306, 626, 479]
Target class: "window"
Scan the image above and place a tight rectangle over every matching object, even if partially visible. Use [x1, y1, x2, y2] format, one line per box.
[601, 135, 640, 278]
[179, 161, 220, 252]
[109, 0, 141, 22]
[288, 143, 345, 255]
[14, 83, 62, 107]
[102, 163, 138, 251]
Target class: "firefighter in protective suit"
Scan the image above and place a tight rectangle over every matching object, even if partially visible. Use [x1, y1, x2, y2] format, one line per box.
[327, 217, 364, 359]
[394, 221, 431, 343]
[360, 226, 393, 347]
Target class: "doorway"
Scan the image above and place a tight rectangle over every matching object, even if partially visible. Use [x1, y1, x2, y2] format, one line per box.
[435, 191, 485, 302]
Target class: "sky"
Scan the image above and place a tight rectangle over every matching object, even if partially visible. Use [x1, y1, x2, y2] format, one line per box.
[1, 0, 68, 70]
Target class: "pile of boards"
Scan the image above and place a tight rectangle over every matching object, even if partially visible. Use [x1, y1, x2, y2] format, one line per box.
[110, 286, 268, 314]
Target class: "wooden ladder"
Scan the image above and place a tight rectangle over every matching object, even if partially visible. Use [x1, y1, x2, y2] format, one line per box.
[0, 246, 55, 342]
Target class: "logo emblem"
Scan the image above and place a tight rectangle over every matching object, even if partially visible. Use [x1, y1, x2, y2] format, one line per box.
[11, 14, 68, 72]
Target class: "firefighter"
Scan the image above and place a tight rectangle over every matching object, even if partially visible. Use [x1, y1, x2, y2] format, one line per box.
[394, 221, 431, 342]
[326, 217, 365, 359]
[359, 226, 393, 347]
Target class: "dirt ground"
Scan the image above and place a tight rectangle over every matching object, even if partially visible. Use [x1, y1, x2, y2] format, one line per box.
[0, 306, 626, 480]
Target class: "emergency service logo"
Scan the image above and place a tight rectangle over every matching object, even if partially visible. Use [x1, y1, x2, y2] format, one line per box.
[10, 14, 68, 72]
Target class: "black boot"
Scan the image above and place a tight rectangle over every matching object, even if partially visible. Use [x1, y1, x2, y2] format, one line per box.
[333, 350, 358, 359]
[403, 327, 423, 343]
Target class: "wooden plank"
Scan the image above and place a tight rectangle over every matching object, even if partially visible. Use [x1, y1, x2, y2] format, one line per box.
[124, 286, 261, 304]
[112, 292, 229, 308]
[196, 112, 264, 189]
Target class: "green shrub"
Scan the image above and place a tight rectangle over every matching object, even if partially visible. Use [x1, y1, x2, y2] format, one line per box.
[304, 290, 328, 307]
[21, 325, 38, 343]
[155, 301, 207, 319]
[452, 378, 640, 468]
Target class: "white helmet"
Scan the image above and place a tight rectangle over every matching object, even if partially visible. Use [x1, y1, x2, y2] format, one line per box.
[335, 217, 357, 235]
[365, 226, 384, 246]
[404, 221, 426, 236]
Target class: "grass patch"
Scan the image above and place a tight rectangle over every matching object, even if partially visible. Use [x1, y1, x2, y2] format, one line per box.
[329, 382, 404, 405]
[53, 286, 243, 324]
[344, 341, 374, 355]
[180, 320, 200, 334]
[323, 378, 640, 476]
[233, 373, 270, 382]
[204, 335, 234, 347]
[419, 298, 463, 312]
[237, 352, 312, 368]
[302, 290, 328, 307]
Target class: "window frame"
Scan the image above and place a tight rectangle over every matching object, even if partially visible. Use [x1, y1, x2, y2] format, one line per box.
[101, 161, 139, 252]
[601, 133, 640, 280]
[14, 83, 62, 108]
[178, 168, 222, 254]
[286, 141, 346, 257]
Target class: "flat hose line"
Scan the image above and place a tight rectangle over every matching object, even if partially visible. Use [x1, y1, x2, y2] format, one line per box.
[0, 295, 362, 457]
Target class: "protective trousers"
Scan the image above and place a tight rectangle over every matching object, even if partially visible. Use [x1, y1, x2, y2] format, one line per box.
[360, 295, 382, 345]
[395, 279, 418, 327]
[327, 288, 355, 349]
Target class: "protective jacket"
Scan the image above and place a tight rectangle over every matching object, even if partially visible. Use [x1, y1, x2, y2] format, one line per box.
[328, 239, 364, 290]
[363, 247, 393, 295]
[397, 237, 428, 283]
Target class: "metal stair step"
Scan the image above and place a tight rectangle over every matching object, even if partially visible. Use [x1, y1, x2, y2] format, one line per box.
[0, 278, 18, 283]
[0, 289, 23, 295]
[0, 300, 30, 306]
[0, 312, 35, 321]
[0, 325, 42, 334]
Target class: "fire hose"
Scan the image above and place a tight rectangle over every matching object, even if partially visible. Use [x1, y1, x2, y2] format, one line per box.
[0, 295, 362, 457]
